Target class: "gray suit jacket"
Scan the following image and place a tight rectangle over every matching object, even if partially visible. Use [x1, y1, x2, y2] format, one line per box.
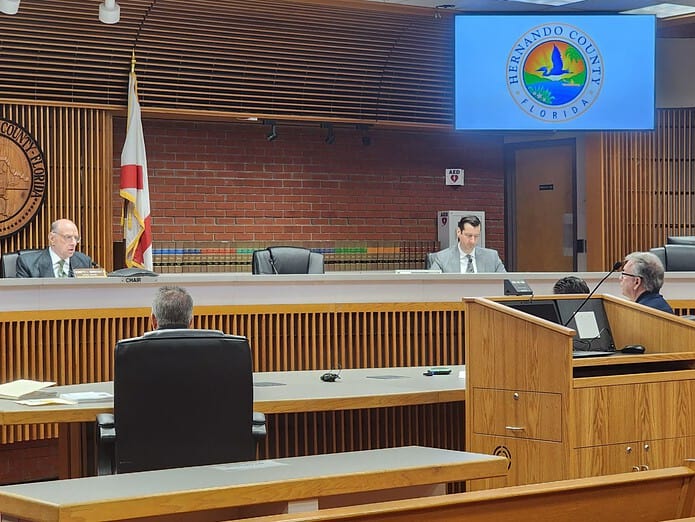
[16, 249, 93, 278]
[429, 245, 506, 273]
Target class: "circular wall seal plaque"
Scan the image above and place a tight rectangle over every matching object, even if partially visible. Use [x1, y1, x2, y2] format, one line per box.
[0, 118, 47, 238]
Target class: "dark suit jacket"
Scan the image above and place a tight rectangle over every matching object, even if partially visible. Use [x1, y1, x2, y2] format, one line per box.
[429, 245, 506, 273]
[15, 249, 93, 278]
[636, 291, 674, 314]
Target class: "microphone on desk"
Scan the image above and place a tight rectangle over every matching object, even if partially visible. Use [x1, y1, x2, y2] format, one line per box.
[562, 261, 624, 328]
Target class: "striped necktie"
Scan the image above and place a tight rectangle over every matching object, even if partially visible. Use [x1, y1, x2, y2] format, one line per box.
[57, 259, 67, 278]
[465, 255, 474, 273]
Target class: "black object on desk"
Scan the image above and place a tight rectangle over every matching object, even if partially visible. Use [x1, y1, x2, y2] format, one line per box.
[621, 344, 646, 354]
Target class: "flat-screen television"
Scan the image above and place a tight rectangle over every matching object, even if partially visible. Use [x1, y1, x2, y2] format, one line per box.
[454, 14, 656, 131]
[504, 299, 561, 324]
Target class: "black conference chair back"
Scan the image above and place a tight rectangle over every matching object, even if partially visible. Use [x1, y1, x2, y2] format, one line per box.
[663, 244, 695, 271]
[111, 329, 255, 474]
[667, 235, 695, 245]
[1, 249, 43, 278]
[252, 246, 324, 274]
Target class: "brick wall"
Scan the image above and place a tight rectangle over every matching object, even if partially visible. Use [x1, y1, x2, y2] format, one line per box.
[113, 120, 506, 257]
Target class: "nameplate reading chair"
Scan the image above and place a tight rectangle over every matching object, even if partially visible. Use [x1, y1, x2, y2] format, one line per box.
[96, 329, 266, 474]
[252, 246, 324, 274]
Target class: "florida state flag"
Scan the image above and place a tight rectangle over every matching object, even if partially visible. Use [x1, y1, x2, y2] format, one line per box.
[120, 60, 153, 270]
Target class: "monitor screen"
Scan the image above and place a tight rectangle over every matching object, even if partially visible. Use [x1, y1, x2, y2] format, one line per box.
[504, 299, 561, 324]
[454, 14, 656, 131]
[556, 298, 616, 352]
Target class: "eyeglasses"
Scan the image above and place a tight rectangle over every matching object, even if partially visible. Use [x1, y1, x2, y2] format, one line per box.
[620, 271, 641, 279]
[57, 233, 81, 243]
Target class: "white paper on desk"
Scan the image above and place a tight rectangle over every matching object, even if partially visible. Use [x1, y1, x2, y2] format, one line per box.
[16, 398, 77, 406]
[58, 392, 113, 402]
[574, 311, 600, 339]
[0, 379, 55, 400]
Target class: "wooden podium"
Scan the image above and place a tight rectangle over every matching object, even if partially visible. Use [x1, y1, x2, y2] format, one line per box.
[465, 294, 695, 489]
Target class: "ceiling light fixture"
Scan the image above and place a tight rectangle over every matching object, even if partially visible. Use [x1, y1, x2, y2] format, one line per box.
[99, 0, 120, 24]
[622, 3, 695, 18]
[264, 120, 278, 142]
[322, 123, 335, 145]
[0, 0, 20, 15]
[357, 124, 371, 146]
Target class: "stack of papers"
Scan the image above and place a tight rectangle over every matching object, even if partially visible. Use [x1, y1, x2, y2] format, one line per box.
[0, 379, 55, 400]
[58, 391, 113, 402]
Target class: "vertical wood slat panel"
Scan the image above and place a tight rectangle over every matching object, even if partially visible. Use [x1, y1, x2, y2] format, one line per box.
[600, 108, 695, 267]
[0, 105, 113, 270]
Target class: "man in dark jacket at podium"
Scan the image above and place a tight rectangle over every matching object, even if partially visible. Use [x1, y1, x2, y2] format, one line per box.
[619, 251, 673, 314]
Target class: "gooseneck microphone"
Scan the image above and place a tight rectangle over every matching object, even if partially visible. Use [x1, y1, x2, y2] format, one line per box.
[562, 261, 624, 327]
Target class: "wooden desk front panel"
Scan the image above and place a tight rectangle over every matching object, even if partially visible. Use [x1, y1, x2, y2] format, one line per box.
[0, 303, 464, 445]
[573, 377, 695, 447]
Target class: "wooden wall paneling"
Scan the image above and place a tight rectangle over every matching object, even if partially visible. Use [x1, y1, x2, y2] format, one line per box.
[0, 105, 112, 269]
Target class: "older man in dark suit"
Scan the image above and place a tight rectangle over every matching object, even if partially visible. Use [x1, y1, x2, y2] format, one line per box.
[16, 218, 93, 278]
[429, 215, 506, 273]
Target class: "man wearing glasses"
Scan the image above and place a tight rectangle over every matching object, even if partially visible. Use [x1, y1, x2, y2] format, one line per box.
[16, 218, 93, 278]
[619, 251, 673, 313]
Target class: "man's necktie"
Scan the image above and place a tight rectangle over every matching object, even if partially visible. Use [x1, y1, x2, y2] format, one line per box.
[466, 254, 474, 273]
[57, 259, 67, 278]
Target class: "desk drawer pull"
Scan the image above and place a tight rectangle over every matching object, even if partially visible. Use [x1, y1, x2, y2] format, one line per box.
[505, 426, 526, 431]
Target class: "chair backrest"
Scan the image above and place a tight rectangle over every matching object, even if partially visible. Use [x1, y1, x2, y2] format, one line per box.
[664, 244, 695, 271]
[113, 329, 254, 473]
[667, 235, 695, 245]
[425, 252, 436, 269]
[252, 246, 324, 274]
[1, 249, 43, 278]
[0, 251, 19, 278]
[649, 246, 666, 268]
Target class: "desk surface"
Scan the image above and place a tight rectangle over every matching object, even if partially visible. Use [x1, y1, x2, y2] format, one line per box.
[0, 366, 466, 424]
[0, 446, 506, 522]
[3, 270, 677, 312]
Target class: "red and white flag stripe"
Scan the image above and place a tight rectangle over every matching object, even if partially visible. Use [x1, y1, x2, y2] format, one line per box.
[120, 68, 153, 270]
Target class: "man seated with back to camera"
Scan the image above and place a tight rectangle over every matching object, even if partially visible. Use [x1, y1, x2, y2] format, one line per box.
[16, 218, 93, 278]
[150, 286, 194, 330]
[619, 251, 673, 314]
[553, 275, 590, 294]
[429, 215, 506, 273]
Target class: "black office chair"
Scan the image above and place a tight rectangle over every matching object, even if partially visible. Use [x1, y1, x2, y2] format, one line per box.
[667, 235, 695, 245]
[96, 329, 266, 474]
[252, 246, 324, 274]
[649, 247, 666, 268]
[663, 244, 695, 271]
[0, 249, 43, 278]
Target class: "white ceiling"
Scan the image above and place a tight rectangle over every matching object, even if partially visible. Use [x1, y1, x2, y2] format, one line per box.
[364, 0, 695, 15]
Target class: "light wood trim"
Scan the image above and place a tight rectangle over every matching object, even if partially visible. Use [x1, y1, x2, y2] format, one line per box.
[574, 369, 695, 388]
[240, 463, 695, 522]
[0, 450, 507, 522]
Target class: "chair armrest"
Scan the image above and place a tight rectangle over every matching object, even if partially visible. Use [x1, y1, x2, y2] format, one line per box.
[252, 411, 267, 442]
[96, 413, 116, 475]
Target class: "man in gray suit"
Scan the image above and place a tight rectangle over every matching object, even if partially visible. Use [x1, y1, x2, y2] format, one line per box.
[429, 215, 506, 273]
[16, 218, 93, 278]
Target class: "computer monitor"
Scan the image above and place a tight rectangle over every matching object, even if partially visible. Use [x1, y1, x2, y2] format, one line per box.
[503, 300, 561, 325]
[556, 298, 616, 352]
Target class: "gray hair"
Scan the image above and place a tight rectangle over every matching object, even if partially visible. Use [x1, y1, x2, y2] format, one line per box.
[625, 251, 665, 292]
[152, 286, 193, 329]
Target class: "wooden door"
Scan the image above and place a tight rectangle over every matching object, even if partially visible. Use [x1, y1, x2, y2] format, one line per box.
[506, 140, 576, 272]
